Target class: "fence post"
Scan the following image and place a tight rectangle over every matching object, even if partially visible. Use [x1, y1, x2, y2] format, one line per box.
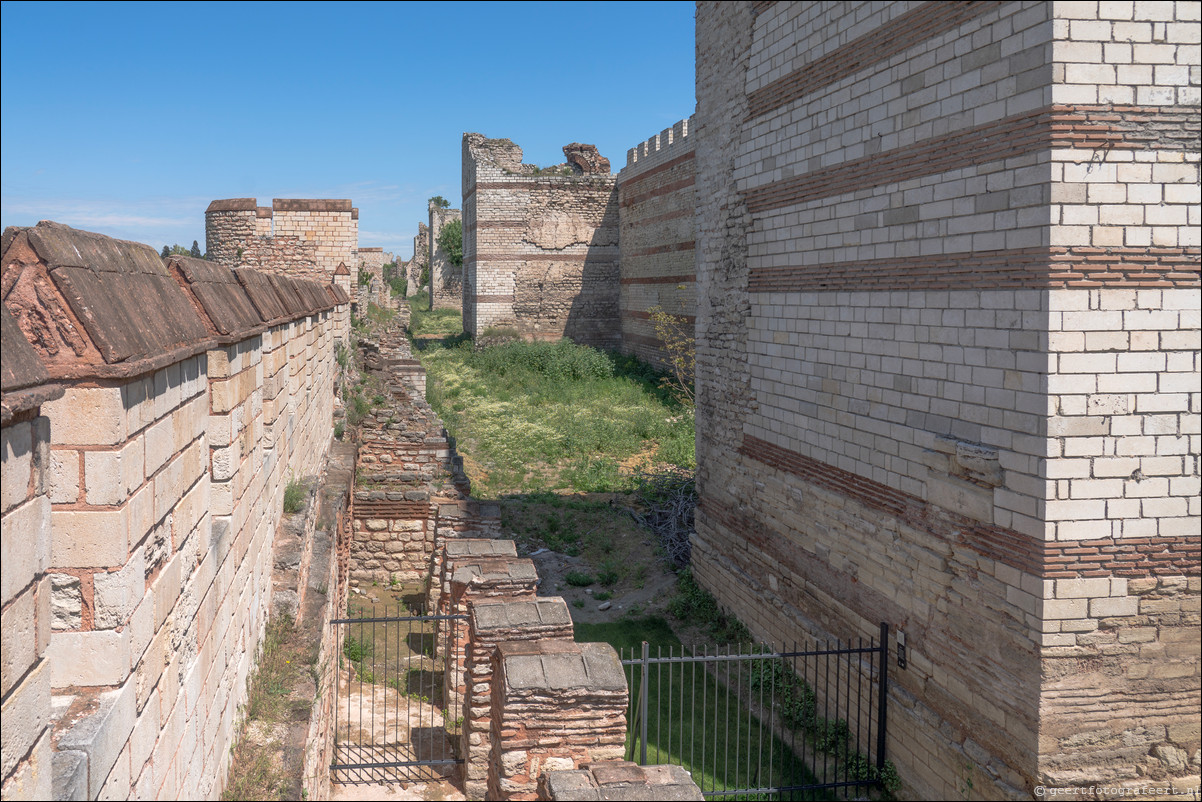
[640, 640, 650, 766]
[877, 622, 889, 772]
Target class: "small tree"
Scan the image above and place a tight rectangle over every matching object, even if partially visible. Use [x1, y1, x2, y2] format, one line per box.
[161, 245, 170, 259]
[648, 297, 695, 409]
[428, 195, 450, 209]
[190, 240, 202, 258]
[436, 218, 463, 268]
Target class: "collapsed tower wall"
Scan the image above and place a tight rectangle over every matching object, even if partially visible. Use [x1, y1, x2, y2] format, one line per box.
[462, 134, 620, 347]
[205, 198, 360, 285]
[429, 203, 463, 310]
[693, 1, 1200, 798]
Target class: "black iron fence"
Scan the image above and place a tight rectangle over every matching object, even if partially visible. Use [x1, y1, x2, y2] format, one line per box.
[622, 623, 891, 800]
[330, 604, 467, 784]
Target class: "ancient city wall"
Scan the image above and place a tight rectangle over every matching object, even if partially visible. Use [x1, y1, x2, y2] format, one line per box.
[356, 246, 387, 288]
[462, 134, 620, 347]
[205, 198, 359, 285]
[407, 223, 430, 298]
[617, 117, 697, 371]
[429, 203, 463, 310]
[693, 2, 1199, 799]
[1, 221, 344, 800]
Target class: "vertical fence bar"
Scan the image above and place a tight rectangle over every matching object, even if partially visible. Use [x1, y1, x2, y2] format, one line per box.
[640, 640, 649, 766]
[877, 623, 889, 774]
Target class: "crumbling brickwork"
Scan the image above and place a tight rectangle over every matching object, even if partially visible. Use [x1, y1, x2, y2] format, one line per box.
[462, 134, 620, 347]
[407, 223, 430, 298]
[429, 202, 464, 310]
[206, 198, 359, 285]
[693, 2, 1200, 799]
[1, 221, 345, 800]
[617, 117, 697, 372]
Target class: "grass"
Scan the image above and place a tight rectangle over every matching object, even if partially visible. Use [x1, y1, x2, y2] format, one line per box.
[283, 479, 306, 514]
[408, 291, 464, 338]
[416, 336, 694, 498]
[576, 616, 830, 801]
[222, 615, 317, 801]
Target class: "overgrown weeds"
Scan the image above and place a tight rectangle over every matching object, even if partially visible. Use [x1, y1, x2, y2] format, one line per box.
[222, 615, 317, 801]
[418, 337, 694, 498]
[408, 292, 463, 338]
[668, 568, 752, 645]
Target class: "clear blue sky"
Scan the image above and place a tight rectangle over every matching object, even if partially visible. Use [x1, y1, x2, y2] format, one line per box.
[1, 1, 695, 260]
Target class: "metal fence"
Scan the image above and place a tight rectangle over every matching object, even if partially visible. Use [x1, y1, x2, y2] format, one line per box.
[330, 605, 467, 784]
[622, 623, 889, 800]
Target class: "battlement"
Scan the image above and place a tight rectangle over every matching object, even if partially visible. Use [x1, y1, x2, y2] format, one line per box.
[272, 198, 353, 212]
[623, 115, 694, 170]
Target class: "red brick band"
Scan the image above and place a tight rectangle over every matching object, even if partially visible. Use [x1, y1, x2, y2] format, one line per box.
[618, 151, 696, 190]
[352, 500, 431, 518]
[745, 105, 1194, 213]
[748, 1, 1003, 119]
[625, 241, 696, 259]
[621, 207, 694, 229]
[622, 332, 669, 350]
[748, 246, 1202, 292]
[620, 274, 696, 286]
[739, 435, 1201, 578]
[620, 177, 696, 209]
[471, 253, 617, 263]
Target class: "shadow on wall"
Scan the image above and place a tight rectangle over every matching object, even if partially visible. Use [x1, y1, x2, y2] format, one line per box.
[506, 189, 621, 350]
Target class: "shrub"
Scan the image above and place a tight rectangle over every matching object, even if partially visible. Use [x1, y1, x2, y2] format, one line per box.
[283, 479, 305, 514]
[470, 340, 614, 382]
[565, 572, 594, 587]
[436, 218, 463, 267]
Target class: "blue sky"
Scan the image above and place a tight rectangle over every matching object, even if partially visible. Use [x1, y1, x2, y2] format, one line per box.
[1, 1, 695, 260]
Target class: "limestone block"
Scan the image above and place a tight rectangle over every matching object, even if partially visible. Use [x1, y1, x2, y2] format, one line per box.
[56, 677, 136, 799]
[0, 584, 39, 697]
[0, 659, 49, 781]
[52, 750, 87, 802]
[3, 495, 51, 605]
[0, 729, 52, 802]
[50, 573, 81, 630]
[43, 387, 126, 446]
[84, 436, 144, 506]
[49, 627, 132, 687]
[1, 422, 32, 514]
[47, 449, 79, 504]
[93, 548, 146, 630]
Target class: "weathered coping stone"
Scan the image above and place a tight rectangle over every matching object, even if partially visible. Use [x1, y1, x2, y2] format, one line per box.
[538, 761, 704, 801]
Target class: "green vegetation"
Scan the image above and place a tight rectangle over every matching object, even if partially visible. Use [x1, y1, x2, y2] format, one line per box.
[222, 615, 317, 801]
[576, 617, 826, 800]
[668, 569, 752, 645]
[389, 276, 407, 297]
[282, 479, 306, 514]
[565, 571, 594, 587]
[648, 302, 695, 408]
[407, 291, 464, 338]
[428, 195, 450, 209]
[418, 337, 694, 498]
[436, 218, 463, 267]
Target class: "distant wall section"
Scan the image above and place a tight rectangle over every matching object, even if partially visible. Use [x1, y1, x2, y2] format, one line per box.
[429, 203, 463, 310]
[206, 198, 359, 284]
[462, 134, 619, 347]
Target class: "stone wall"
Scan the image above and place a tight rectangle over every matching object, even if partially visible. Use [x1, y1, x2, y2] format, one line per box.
[617, 117, 697, 372]
[693, 2, 1199, 799]
[429, 203, 464, 310]
[462, 134, 620, 347]
[206, 198, 359, 285]
[408, 223, 430, 298]
[1, 222, 345, 800]
[356, 246, 387, 288]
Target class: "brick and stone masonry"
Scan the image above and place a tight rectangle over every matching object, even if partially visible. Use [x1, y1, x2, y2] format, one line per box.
[617, 117, 697, 372]
[206, 198, 360, 285]
[693, 2, 1199, 799]
[462, 134, 620, 347]
[407, 223, 430, 298]
[1, 221, 344, 800]
[429, 202, 464, 311]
